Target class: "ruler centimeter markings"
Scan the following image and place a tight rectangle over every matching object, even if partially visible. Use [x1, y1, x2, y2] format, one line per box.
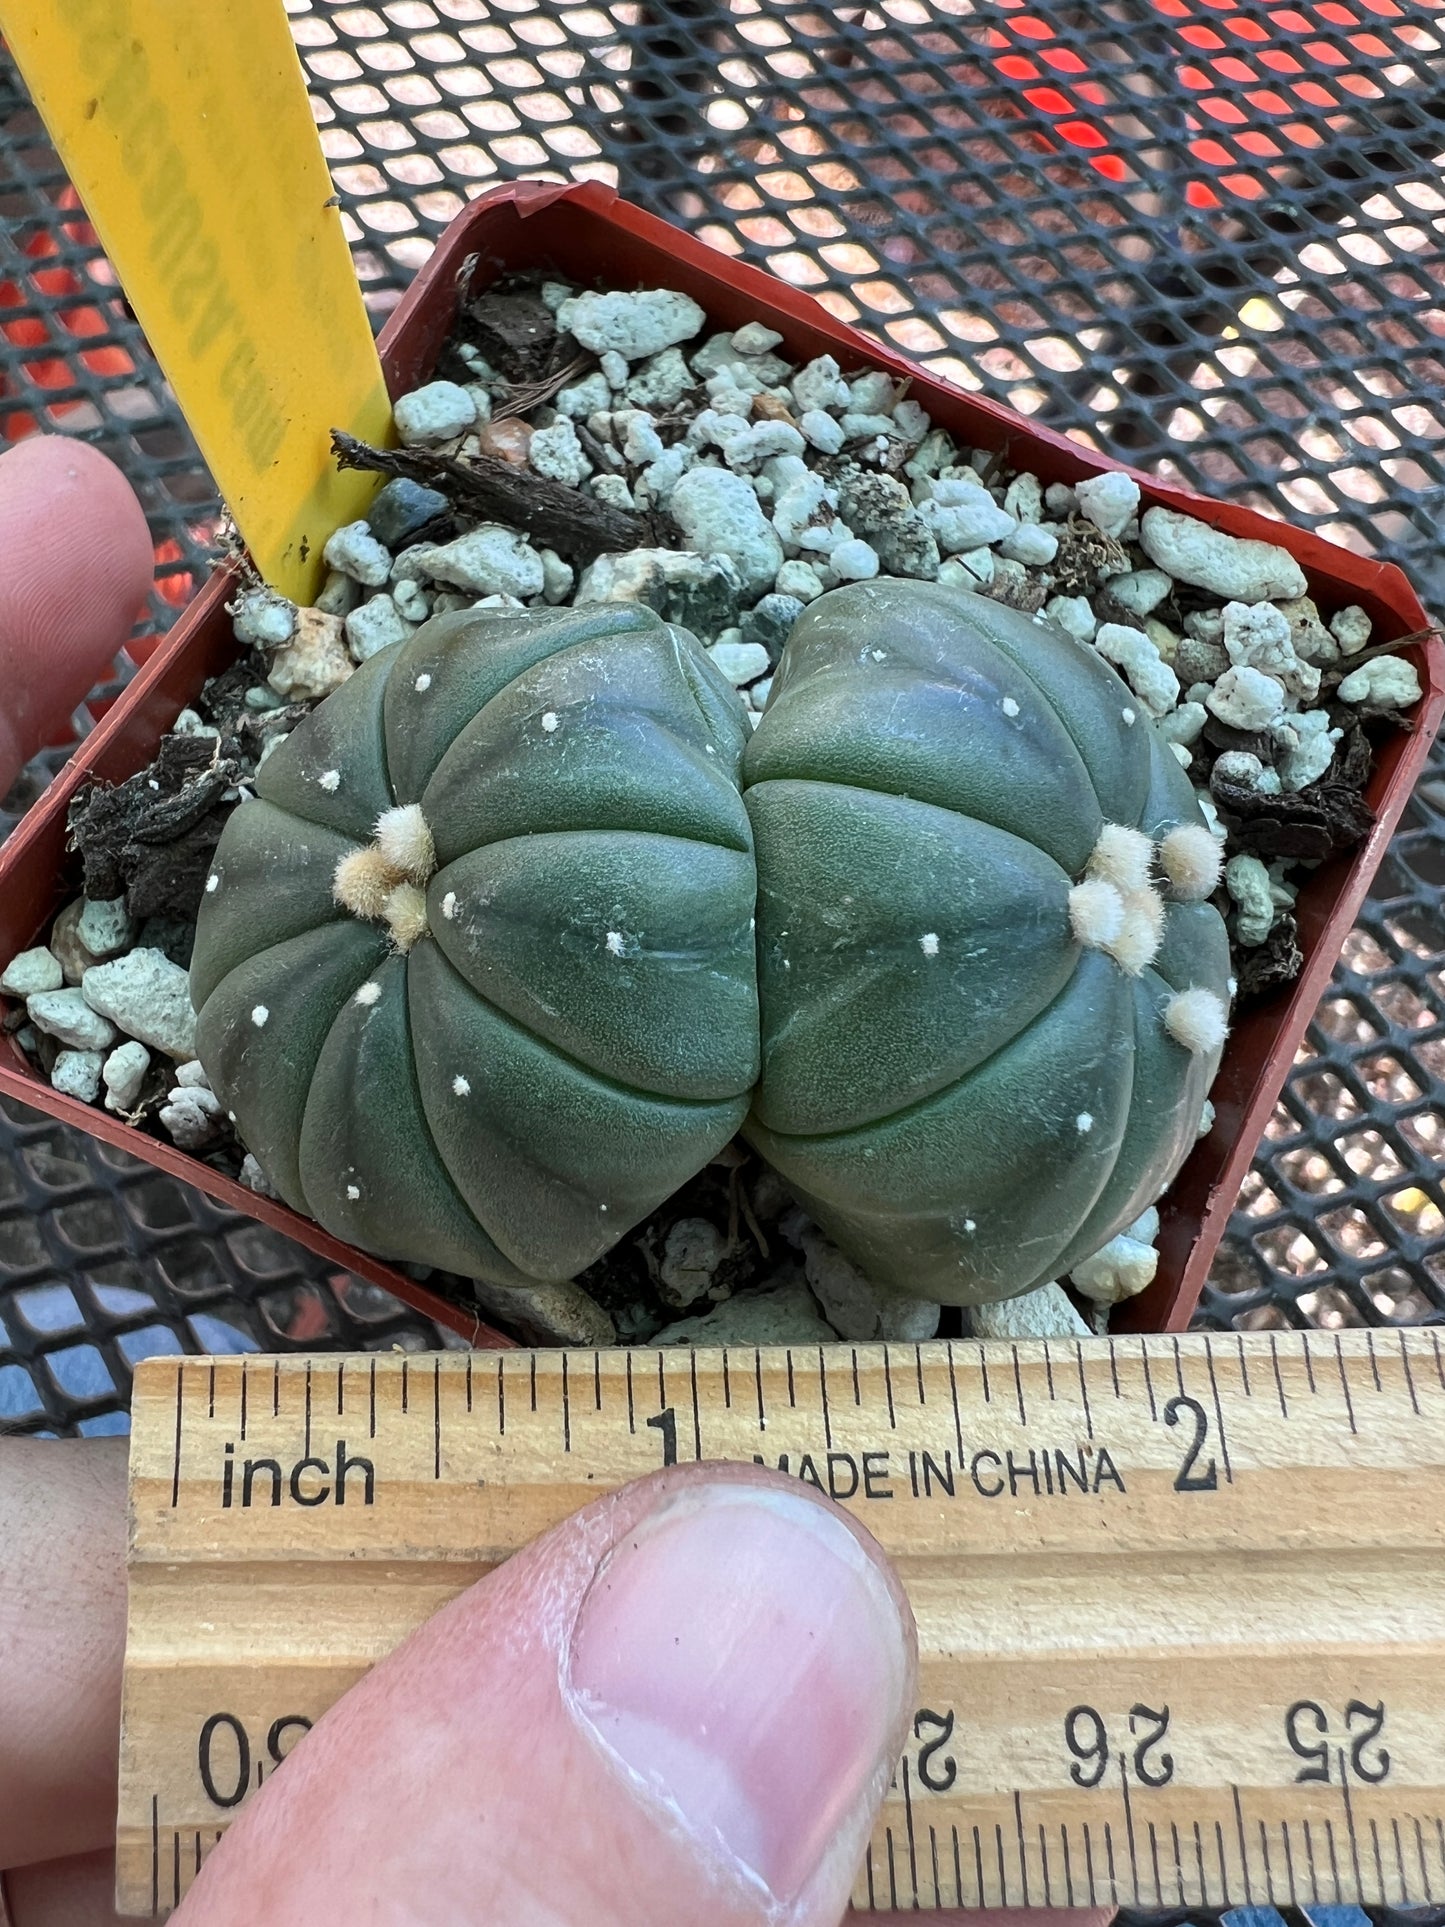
[118, 1330, 1445, 1918]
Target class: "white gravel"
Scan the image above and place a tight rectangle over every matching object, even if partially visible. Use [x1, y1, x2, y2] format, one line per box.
[81, 949, 197, 1060]
[1140, 506, 1307, 602]
[392, 380, 476, 447]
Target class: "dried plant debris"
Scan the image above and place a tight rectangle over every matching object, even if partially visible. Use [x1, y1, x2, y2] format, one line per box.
[456, 281, 559, 383]
[330, 429, 668, 563]
[1211, 725, 1376, 865]
[1232, 913, 1305, 1003]
[4, 266, 1431, 1345]
[67, 733, 245, 922]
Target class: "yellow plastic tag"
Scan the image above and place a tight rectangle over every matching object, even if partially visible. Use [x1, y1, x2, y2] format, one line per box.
[3, 0, 394, 601]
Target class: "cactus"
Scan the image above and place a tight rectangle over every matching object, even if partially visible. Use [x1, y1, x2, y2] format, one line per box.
[741, 581, 1231, 1305]
[190, 604, 759, 1286]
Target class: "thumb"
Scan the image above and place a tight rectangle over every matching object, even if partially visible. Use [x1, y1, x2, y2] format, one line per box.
[0, 435, 153, 794]
[177, 1462, 916, 1927]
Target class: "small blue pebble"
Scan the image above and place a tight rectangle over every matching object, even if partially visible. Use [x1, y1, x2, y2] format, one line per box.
[739, 593, 805, 665]
[366, 477, 450, 550]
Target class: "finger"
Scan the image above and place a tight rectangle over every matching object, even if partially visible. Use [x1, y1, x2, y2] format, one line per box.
[0, 435, 152, 793]
[0, 1440, 128, 1870]
[6, 1850, 126, 1927]
[178, 1462, 916, 1927]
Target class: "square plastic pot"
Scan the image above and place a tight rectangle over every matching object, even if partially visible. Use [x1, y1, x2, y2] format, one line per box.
[1, 179, 1441, 1347]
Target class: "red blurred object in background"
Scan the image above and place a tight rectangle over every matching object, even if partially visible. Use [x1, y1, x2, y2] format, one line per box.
[0, 184, 133, 434]
[979, 0, 1425, 208]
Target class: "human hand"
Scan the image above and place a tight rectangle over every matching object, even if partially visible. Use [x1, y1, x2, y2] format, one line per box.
[0, 432, 152, 797]
[0, 438, 915, 1923]
[1, 1443, 915, 1926]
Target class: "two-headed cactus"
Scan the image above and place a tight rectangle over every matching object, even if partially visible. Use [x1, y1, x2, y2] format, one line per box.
[192, 583, 1229, 1303]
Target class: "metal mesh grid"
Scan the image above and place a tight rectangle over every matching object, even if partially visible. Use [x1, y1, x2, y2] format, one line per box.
[3, 0, 1445, 1438]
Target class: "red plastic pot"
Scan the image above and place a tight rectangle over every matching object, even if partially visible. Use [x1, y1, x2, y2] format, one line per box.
[1, 179, 1440, 1348]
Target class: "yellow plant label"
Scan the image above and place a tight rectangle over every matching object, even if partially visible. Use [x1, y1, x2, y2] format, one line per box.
[3, 0, 394, 600]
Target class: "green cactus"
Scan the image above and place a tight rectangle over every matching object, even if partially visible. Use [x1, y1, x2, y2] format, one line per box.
[741, 581, 1231, 1305]
[190, 604, 760, 1286]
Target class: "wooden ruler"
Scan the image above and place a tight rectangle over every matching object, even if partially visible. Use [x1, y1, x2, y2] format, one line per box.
[119, 1331, 1445, 1917]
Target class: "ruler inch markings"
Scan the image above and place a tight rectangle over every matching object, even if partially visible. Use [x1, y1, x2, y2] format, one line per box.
[1259, 1813, 1276, 1903]
[1013, 1789, 1030, 1907]
[1075, 1340, 1094, 1439]
[1269, 1330, 1289, 1416]
[169, 1369, 183, 1510]
[1400, 1330, 1421, 1415]
[1334, 1332, 1359, 1434]
[901, 1756, 918, 1904]
[1203, 1334, 1234, 1484]
[120, 1333, 1445, 1917]
[1339, 1751, 1365, 1899]
[1419, 1815, 1434, 1901]
[1326, 1814, 1343, 1901]
[973, 1823, 985, 1908]
[1232, 1783, 1254, 1904]
[1139, 1336, 1158, 1419]
[1365, 1326, 1383, 1393]
[947, 1341, 964, 1461]
[1281, 1811, 1297, 1905]
[1120, 1756, 1140, 1905]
